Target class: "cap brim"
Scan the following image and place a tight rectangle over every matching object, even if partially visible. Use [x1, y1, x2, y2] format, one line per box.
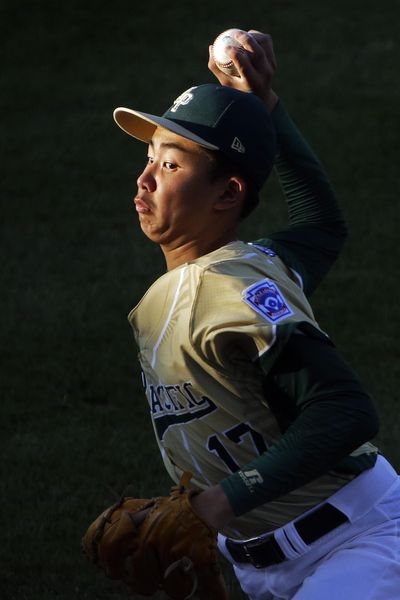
[113, 107, 219, 151]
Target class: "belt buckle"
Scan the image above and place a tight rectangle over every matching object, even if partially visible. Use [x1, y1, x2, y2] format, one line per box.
[242, 543, 258, 568]
[246, 535, 286, 569]
[242, 540, 271, 569]
[242, 544, 261, 569]
[226, 533, 286, 569]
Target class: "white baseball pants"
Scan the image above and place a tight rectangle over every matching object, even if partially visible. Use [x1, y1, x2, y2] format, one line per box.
[218, 455, 400, 600]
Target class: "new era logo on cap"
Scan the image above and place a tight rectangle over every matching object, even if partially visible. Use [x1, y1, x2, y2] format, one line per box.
[231, 137, 245, 153]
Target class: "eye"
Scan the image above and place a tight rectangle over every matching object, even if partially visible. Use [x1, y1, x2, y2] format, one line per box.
[147, 156, 154, 165]
[164, 161, 177, 171]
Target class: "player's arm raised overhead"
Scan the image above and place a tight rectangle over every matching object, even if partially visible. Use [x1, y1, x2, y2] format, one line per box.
[263, 99, 347, 296]
[189, 31, 378, 533]
[209, 30, 347, 297]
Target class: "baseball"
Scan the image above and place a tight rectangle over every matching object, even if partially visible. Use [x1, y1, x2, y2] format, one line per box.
[212, 28, 248, 77]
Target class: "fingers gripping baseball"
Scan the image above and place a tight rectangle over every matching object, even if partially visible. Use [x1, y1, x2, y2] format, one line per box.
[209, 29, 278, 111]
[82, 473, 228, 600]
[248, 30, 277, 71]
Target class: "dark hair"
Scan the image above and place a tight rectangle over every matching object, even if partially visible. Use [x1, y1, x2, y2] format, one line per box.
[203, 150, 260, 221]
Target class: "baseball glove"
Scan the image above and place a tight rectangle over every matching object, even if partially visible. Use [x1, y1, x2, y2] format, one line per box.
[82, 472, 228, 600]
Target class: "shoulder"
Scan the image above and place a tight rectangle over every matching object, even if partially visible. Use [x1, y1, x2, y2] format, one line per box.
[191, 242, 282, 319]
[193, 240, 299, 286]
[188, 242, 307, 364]
[191, 241, 306, 318]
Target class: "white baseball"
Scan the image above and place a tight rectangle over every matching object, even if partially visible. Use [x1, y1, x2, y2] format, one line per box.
[212, 28, 248, 77]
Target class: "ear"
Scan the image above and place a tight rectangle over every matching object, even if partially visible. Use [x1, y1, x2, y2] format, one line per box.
[214, 176, 246, 213]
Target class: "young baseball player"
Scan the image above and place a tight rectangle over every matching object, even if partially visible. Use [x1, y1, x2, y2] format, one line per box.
[111, 31, 400, 599]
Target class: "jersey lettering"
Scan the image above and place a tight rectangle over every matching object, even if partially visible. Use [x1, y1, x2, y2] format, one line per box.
[208, 435, 240, 472]
[141, 372, 218, 439]
[207, 422, 269, 474]
[225, 422, 268, 455]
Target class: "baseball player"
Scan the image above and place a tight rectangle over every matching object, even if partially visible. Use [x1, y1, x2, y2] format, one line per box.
[92, 31, 400, 599]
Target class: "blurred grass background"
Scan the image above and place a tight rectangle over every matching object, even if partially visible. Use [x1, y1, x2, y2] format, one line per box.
[1, 0, 399, 598]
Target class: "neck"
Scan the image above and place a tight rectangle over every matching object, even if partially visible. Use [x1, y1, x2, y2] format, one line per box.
[161, 229, 238, 271]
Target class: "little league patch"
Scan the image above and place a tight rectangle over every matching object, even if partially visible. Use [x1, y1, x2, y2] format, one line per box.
[242, 279, 293, 323]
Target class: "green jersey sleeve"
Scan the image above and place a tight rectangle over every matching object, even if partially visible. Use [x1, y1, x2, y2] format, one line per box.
[220, 333, 379, 516]
[253, 101, 347, 296]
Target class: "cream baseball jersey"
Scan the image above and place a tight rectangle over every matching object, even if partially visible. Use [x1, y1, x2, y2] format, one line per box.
[129, 241, 364, 538]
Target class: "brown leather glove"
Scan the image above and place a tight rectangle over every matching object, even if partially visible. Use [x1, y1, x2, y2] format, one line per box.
[82, 473, 228, 600]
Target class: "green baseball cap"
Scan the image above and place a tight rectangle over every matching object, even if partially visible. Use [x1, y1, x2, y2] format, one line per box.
[113, 84, 276, 191]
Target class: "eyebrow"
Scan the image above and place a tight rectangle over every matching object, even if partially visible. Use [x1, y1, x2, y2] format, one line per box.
[148, 139, 199, 155]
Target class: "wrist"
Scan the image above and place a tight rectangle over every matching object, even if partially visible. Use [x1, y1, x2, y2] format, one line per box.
[191, 484, 235, 531]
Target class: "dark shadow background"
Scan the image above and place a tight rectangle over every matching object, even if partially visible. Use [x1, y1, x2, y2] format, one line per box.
[1, 1, 399, 598]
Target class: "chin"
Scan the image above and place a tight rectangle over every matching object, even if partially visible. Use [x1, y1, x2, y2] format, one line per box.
[140, 224, 162, 244]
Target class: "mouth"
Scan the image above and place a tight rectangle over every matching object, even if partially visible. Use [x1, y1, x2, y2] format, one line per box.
[134, 196, 152, 214]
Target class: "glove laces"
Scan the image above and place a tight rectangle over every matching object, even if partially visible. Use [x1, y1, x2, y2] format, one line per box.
[164, 556, 198, 600]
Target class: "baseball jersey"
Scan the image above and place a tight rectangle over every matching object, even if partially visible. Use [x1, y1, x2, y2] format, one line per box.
[128, 101, 378, 539]
[128, 241, 375, 538]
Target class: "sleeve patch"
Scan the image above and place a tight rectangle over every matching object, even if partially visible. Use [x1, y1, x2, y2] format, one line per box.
[242, 278, 294, 323]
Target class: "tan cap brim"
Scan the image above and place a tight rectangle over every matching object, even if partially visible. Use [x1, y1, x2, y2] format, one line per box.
[113, 107, 219, 150]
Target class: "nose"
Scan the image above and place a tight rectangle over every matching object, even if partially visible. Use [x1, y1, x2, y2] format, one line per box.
[137, 163, 156, 192]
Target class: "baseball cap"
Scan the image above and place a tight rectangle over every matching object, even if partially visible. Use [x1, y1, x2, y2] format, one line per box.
[113, 84, 276, 191]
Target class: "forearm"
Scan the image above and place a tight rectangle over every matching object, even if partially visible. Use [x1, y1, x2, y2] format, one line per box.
[194, 335, 379, 527]
[220, 393, 378, 517]
[255, 102, 348, 295]
[271, 101, 346, 232]
[220, 334, 378, 516]
[191, 387, 377, 529]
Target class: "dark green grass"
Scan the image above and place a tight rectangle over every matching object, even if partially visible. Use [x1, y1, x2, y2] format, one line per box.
[1, 1, 399, 598]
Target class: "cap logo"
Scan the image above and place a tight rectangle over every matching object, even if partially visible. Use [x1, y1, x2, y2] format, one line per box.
[170, 86, 197, 113]
[231, 137, 245, 153]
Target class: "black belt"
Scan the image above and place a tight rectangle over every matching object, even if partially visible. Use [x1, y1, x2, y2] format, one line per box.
[225, 503, 348, 569]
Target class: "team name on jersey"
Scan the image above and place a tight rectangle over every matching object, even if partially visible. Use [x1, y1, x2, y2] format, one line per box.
[141, 372, 218, 439]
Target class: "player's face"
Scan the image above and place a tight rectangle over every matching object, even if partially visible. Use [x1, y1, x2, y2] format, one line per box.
[135, 128, 233, 248]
